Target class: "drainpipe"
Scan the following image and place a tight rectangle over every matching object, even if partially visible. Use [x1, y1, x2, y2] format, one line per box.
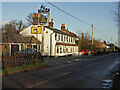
[50, 32, 54, 56]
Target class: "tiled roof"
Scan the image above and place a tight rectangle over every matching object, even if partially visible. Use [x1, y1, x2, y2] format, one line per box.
[2, 33, 41, 44]
[61, 29, 78, 38]
[56, 42, 78, 46]
[93, 39, 101, 48]
[45, 26, 77, 37]
[81, 38, 92, 46]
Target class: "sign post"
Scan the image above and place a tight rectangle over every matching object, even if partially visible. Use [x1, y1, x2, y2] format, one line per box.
[38, 5, 50, 56]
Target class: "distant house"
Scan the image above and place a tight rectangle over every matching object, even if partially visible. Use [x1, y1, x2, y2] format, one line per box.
[80, 33, 110, 51]
[20, 16, 79, 56]
[101, 42, 110, 49]
[1, 33, 41, 56]
[81, 33, 91, 48]
[93, 39, 101, 48]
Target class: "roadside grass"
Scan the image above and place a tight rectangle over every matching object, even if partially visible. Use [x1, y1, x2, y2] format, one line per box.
[2, 62, 50, 76]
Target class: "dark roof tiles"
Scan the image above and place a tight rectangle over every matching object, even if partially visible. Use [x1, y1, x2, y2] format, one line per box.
[2, 33, 41, 44]
[45, 26, 78, 37]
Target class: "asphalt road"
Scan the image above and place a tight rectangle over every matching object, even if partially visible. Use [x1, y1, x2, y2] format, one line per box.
[2, 52, 120, 88]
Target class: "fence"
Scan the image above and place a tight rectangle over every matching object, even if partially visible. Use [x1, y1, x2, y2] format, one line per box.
[2, 53, 43, 69]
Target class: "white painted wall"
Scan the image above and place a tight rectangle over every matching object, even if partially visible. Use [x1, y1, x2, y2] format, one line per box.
[20, 25, 79, 56]
[43, 28, 53, 56]
[20, 25, 42, 42]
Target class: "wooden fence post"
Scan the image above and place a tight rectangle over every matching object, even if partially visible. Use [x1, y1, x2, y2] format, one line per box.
[4, 53, 7, 69]
[36, 54, 38, 64]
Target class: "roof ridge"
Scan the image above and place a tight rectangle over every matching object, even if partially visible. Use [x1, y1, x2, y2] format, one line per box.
[45, 26, 77, 37]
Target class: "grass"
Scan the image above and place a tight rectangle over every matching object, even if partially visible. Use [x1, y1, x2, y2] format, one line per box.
[2, 62, 50, 76]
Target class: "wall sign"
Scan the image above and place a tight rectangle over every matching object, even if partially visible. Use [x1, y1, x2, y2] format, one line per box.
[31, 27, 41, 34]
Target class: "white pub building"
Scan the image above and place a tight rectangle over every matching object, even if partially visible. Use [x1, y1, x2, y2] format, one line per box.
[20, 13, 79, 56]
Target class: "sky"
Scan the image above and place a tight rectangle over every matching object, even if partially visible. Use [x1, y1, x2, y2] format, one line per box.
[1, 1, 119, 46]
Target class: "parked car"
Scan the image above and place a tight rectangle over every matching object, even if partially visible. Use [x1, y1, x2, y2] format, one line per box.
[16, 48, 40, 55]
[80, 49, 96, 55]
[80, 49, 90, 55]
[90, 50, 96, 55]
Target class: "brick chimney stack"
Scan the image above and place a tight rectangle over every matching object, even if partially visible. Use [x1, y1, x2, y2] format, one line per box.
[82, 33, 84, 40]
[61, 23, 65, 30]
[67, 28, 69, 31]
[104, 41, 106, 44]
[33, 13, 38, 25]
[49, 19, 54, 27]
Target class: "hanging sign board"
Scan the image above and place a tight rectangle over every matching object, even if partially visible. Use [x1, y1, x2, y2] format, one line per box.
[39, 15, 47, 23]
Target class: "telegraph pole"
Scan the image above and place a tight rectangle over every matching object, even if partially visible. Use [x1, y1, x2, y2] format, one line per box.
[111, 38, 112, 51]
[92, 24, 93, 45]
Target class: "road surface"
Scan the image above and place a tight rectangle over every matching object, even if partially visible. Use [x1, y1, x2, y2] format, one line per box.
[2, 52, 120, 88]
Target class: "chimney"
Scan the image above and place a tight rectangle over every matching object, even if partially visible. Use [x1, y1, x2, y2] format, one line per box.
[33, 13, 38, 25]
[61, 23, 65, 30]
[67, 28, 69, 31]
[82, 33, 84, 40]
[104, 41, 106, 44]
[49, 19, 54, 27]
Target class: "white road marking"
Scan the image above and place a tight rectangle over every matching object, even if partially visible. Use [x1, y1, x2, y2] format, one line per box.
[28, 80, 48, 88]
[68, 61, 72, 63]
[56, 72, 71, 78]
[75, 59, 82, 61]
[28, 72, 71, 88]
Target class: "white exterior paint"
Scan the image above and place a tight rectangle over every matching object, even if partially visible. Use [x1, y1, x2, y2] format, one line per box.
[20, 25, 79, 56]
[20, 25, 42, 42]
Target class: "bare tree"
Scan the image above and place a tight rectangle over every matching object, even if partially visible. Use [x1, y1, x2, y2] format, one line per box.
[1, 20, 26, 34]
[25, 13, 34, 26]
[16, 20, 26, 33]
[76, 30, 82, 40]
[84, 32, 92, 41]
[1, 21, 17, 33]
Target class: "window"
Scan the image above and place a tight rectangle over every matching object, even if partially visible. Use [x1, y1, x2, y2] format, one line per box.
[60, 46, 62, 53]
[57, 46, 59, 53]
[63, 35, 65, 42]
[69, 36, 71, 42]
[66, 48, 68, 52]
[71, 48, 72, 52]
[55, 33, 57, 40]
[61, 34, 63, 41]
[64, 35, 66, 42]
[58, 34, 60, 41]
[63, 46, 65, 53]
[67, 36, 68, 42]
[33, 45, 37, 50]
[68, 36, 69, 42]
[73, 37, 75, 43]
[71, 37, 73, 43]
[27, 45, 31, 48]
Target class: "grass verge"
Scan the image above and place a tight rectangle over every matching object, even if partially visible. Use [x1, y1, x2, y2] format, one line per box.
[2, 62, 51, 76]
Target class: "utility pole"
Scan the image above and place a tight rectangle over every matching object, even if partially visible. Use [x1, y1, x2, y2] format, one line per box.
[111, 38, 112, 51]
[92, 24, 93, 45]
